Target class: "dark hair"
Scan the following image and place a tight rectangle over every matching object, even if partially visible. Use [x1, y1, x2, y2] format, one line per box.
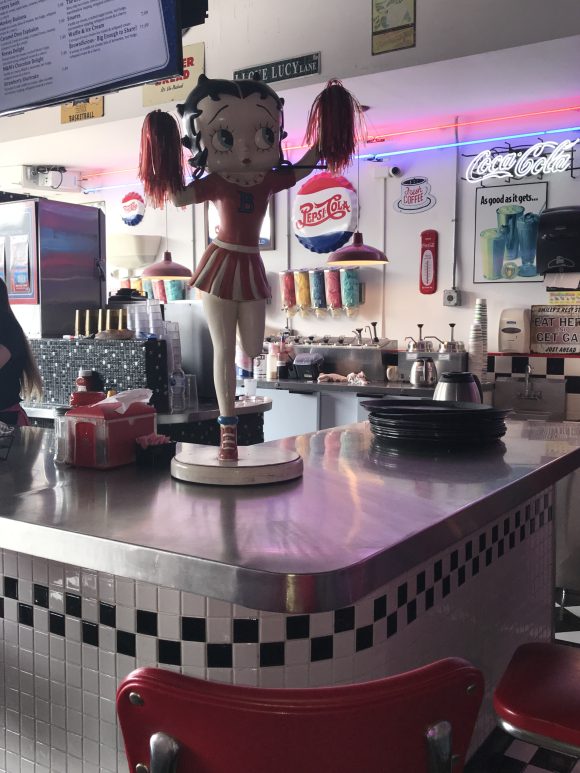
[177, 74, 288, 178]
[0, 278, 43, 401]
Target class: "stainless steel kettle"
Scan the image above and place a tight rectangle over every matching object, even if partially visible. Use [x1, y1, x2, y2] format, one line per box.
[432, 372, 483, 403]
[409, 359, 425, 386]
[410, 357, 438, 387]
[423, 357, 438, 386]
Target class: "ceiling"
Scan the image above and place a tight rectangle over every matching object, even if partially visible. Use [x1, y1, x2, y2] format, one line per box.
[0, 34, 579, 186]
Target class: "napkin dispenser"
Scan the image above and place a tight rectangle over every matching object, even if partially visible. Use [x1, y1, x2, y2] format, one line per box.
[537, 206, 580, 274]
[65, 402, 156, 468]
[293, 352, 324, 381]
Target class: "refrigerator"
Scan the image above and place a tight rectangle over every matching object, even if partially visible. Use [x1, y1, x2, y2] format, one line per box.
[0, 198, 106, 338]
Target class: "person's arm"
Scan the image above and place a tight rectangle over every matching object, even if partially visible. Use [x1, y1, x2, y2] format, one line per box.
[293, 147, 321, 182]
[0, 344, 11, 369]
[270, 148, 321, 194]
[171, 182, 199, 208]
[171, 175, 217, 208]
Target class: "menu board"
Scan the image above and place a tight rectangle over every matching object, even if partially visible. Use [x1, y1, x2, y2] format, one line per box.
[0, 0, 181, 116]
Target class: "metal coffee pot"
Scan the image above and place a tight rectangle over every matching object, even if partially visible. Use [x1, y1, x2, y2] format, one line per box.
[433, 372, 483, 403]
[410, 357, 437, 386]
[423, 357, 438, 386]
[409, 359, 425, 386]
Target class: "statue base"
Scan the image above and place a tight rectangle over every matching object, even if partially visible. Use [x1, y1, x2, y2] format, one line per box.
[170, 443, 303, 486]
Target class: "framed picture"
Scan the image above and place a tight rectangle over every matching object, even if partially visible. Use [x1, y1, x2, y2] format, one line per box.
[372, 0, 416, 55]
[204, 199, 275, 251]
[473, 182, 548, 284]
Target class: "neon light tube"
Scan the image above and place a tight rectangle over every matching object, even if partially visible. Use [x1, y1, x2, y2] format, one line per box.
[368, 125, 580, 159]
[282, 104, 580, 153]
[82, 181, 144, 194]
[83, 126, 580, 191]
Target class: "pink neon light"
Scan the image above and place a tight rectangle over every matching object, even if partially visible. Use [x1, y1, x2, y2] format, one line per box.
[283, 103, 580, 152]
[82, 104, 580, 180]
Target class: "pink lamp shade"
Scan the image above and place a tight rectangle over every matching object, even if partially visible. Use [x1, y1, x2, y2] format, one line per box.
[141, 251, 192, 278]
[326, 232, 388, 266]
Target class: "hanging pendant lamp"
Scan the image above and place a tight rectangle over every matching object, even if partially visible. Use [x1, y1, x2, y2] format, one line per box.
[326, 231, 388, 265]
[326, 136, 388, 266]
[141, 205, 192, 279]
[141, 250, 192, 279]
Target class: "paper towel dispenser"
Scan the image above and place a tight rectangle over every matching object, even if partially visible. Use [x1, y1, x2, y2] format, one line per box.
[537, 206, 580, 274]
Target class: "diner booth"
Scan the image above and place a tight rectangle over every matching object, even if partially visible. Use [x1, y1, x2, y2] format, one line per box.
[3, 1, 580, 772]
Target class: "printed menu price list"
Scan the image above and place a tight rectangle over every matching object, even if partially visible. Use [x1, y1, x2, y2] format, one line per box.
[0, 0, 171, 114]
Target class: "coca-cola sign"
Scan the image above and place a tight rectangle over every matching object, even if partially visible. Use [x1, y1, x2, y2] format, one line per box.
[466, 138, 579, 184]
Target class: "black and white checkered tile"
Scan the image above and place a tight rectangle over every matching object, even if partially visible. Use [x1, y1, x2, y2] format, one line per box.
[466, 592, 580, 773]
[467, 733, 580, 773]
[487, 353, 580, 420]
[488, 354, 580, 382]
[0, 491, 556, 770]
[0, 493, 552, 672]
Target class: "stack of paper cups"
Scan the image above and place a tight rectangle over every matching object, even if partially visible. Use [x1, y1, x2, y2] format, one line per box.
[146, 299, 164, 338]
[474, 298, 489, 382]
[468, 322, 485, 380]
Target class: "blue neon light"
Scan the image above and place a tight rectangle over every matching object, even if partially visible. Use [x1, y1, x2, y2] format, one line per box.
[84, 125, 580, 191]
[83, 181, 145, 194]
[357, 125, 580, 159]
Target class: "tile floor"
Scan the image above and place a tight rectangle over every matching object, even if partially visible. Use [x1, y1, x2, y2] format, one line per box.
[466, 590, 580, 773]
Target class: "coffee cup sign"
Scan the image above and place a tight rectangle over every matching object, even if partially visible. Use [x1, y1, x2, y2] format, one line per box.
[394, 176, 436, 213]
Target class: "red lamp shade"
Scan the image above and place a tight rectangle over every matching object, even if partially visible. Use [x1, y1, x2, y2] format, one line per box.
[326, 232, 388, 266]
[141, 251, 192, 278]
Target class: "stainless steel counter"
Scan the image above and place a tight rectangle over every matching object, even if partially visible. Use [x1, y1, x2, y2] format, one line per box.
[0, 421, 578, 613]
[156, 396, 271, 424]
[250, 378, 495, 396]
[24, 396, 272, 424]
[250, 379, 435, 396]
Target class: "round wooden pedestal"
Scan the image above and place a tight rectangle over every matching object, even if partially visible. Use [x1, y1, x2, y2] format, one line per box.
[170, 443, 303, 486]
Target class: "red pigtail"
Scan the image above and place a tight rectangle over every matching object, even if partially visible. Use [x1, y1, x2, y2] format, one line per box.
[138, 110, 185, 209]
[304, 79, 367, 174]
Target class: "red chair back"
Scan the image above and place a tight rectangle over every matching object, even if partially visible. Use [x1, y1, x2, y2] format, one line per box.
[117, 659, 483, 773]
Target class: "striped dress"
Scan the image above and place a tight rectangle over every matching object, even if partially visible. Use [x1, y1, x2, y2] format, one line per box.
[190, 169, 295, 302]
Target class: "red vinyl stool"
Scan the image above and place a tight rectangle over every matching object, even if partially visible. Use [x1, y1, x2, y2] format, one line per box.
[494, 642, 580, 757]
[117, 658, 483, 773]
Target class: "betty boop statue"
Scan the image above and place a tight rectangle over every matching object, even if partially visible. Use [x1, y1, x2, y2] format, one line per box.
[139, 74, 363, 462]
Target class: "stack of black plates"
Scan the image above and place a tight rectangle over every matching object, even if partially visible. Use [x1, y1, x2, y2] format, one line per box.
[360, 399, 510, 447]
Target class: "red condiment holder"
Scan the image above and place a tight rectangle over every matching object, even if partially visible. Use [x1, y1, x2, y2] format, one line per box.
[65, 402, 156, 468]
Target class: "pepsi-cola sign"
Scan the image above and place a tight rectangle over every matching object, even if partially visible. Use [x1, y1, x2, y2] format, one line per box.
[292, 172, 357, 253]
[121, 191, 146, 226]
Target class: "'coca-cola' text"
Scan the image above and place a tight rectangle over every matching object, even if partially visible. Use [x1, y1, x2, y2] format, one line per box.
[466, 138, 579, 183]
